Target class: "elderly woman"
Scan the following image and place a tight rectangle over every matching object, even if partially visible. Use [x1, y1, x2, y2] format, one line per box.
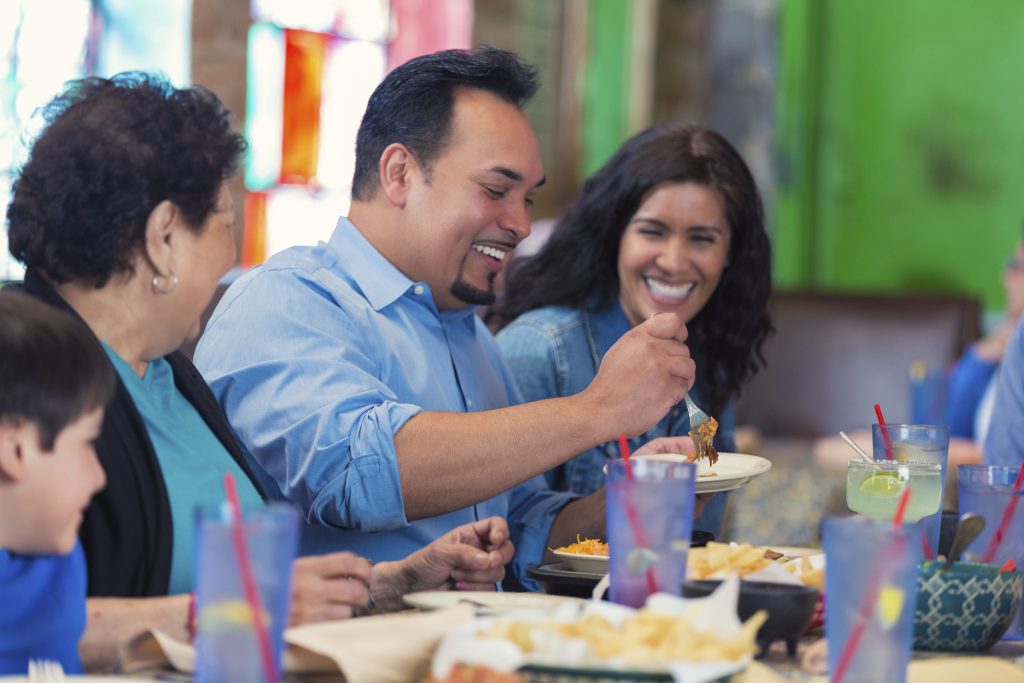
[5, 73, 512, 669]
[490, 123, 773, 536]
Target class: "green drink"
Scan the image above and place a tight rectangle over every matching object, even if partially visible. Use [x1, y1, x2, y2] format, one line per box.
[846, 460, 942, 523]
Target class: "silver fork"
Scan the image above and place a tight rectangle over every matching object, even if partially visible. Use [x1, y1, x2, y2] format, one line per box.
[684, 394, 709, 429]
[28, 659, 66, 683]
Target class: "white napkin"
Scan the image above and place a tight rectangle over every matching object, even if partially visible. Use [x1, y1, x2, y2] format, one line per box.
[122, 605, 474, 683]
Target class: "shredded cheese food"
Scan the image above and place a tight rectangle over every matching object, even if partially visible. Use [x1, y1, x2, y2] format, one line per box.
[552, 535, 609, 556]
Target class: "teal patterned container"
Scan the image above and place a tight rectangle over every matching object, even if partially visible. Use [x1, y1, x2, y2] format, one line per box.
[913, 560, 1023, 651]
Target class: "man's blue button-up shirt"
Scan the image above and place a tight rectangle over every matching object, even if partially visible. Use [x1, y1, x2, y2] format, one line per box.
[194, 218, 578, 587]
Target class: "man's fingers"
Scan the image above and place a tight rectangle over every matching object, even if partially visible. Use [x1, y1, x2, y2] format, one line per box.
[641, 312, 687, 343]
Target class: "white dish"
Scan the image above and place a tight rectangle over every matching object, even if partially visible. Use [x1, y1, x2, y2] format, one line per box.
[550, 550, 609, 574]
[633, 452, 772, 493]
[403, 590, 583, 616]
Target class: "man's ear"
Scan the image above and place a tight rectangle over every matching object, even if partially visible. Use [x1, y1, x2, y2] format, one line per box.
[0, 421, 32, 482]
[142, 200, 179, 277]
[378, 143, 418, 208]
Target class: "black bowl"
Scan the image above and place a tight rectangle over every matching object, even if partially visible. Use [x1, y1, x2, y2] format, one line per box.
[681, 580, 819, 657]
[529, 531, 717, 598]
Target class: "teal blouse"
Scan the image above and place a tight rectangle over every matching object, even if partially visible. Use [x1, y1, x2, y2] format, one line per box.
[103, 344, 262, 594]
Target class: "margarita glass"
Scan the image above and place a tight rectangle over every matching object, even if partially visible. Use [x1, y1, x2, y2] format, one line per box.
[846, 460, 943, 523]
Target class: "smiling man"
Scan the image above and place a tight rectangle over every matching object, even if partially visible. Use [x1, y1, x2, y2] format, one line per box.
[195, 47, 696, 589]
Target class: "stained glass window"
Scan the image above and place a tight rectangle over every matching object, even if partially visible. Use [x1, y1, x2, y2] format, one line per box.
[242, 0, 472, 265]
[0, 0, 192, 281]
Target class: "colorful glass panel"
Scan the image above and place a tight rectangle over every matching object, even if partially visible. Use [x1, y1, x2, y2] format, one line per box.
[245, 23, 285, 191]
[280, 29, 327, 186]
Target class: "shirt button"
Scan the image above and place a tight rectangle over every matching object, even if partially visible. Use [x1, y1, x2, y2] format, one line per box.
[466, 398, 473, 408]
[413, 285, 424, 295]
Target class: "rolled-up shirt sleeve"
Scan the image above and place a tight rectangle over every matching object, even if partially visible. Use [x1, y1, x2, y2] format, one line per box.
[196, 268, 419, 532]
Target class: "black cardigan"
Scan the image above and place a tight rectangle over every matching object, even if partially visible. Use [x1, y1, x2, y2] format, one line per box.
[14, 270, 268, 597]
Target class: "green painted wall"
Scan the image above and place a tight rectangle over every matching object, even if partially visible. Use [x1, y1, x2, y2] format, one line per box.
[582, 0, 632, 178]
[776, 0, 1024, 313]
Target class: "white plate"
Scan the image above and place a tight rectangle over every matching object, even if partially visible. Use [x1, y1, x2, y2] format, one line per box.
[633, 452, 772, 493]
[403, 590, 583, 615]
[550, 549, 609, 574]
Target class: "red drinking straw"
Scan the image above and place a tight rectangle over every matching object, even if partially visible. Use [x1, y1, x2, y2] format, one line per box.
[223, 473, 279, 683]
[832, 486, 912, 683]
[616, 435, 658, 596]
[982, 462, 1024, 564]
[874, 403, 895, 460]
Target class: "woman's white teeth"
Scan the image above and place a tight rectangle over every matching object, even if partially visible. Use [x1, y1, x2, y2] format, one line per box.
[473, 245, 506, 261]
[646, 279, 694, 298]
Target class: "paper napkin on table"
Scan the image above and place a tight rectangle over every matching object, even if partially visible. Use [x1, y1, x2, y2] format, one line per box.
[121, 604, 475, 683]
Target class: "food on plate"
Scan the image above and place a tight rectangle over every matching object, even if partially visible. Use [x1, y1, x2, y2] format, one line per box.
[792, 555, 824, 590]
[689, 416, 720, 465]
[689, 542, 775, 579]
[688, 542, 824, 588]
[479, 608, 767, 664]
[552, 535, 608, 556]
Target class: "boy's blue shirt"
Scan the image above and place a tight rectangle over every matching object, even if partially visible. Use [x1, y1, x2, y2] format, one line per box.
[0, 541, 86, 674]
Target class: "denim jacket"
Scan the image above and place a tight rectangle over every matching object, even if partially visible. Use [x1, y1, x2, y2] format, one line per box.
[496, 300, 735, 535]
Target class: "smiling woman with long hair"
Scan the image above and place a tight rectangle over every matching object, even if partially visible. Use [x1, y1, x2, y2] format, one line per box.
[490, 122, 773, 535]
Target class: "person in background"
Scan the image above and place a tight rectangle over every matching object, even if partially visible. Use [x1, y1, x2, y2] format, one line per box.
[982, 237, 1024, 468]
[488, 123, 773, 536]
[947, 238, 1024, 443]
[0, 293, 114, 674]
[194, 47, 696, 590]
[5, 72, 513, 671]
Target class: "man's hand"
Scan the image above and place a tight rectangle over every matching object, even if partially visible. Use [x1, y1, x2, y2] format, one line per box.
[289, 552, 373, 624]
[583, 313, 696, 438]
[370, 517, 515, 611]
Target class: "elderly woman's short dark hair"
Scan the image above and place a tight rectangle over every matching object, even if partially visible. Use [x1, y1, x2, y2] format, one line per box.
[6, 72, 247, 286]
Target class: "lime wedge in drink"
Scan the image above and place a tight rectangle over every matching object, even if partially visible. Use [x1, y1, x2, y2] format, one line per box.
[199, 599, 269, 632]
[876, 586, 905, 628]
[858, 472, 905, 497]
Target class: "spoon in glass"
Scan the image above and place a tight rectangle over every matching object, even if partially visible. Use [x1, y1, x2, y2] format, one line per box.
[839, 431, 875, 464]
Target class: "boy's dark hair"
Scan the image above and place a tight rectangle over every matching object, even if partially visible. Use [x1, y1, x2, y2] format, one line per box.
[352, 46, 539, 200]
[0, 292, 115, 450]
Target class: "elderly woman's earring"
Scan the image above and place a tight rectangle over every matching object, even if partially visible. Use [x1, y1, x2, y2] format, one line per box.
[152, 271, 178, 294]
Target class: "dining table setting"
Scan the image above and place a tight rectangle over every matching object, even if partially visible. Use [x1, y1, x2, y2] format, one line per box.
[6, 412, 1024, 683]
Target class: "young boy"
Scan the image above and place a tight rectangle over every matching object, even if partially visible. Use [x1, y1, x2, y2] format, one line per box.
[0, 292, 115, 674]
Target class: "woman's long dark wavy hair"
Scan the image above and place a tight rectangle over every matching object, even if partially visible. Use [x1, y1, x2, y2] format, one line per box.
[489, 122, 773, 415]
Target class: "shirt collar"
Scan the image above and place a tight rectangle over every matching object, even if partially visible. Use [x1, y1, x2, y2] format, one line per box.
[328, 217, 421, 312]
[327, 217, 478, 325]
